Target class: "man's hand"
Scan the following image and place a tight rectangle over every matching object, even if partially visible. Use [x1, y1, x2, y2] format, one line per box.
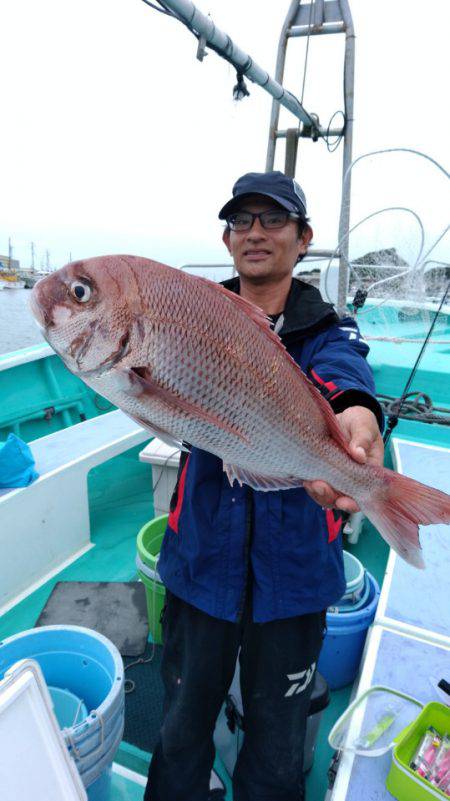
[303, 405, 384, 513]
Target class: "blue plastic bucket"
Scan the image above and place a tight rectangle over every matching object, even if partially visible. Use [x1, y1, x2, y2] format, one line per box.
[318, 571, 380, 690]
[0, 625, 124, 800]
[49, 686, 88, 728]
[330, 570, 371, 614]
[341, 550, 365, 601]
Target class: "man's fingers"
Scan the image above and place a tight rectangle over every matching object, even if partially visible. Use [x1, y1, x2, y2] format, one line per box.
[335, 496, 360, 514]
[348, 429, 375, 463]
[303, 480, 360, 514]
[303, 480, 339, 507]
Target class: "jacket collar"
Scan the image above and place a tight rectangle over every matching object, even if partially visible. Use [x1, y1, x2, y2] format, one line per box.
[221, 276, 339, 343]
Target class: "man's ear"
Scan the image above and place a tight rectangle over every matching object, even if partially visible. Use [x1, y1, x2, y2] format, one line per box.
[222, 228, 231, 254]
[298, 224, 313, 257]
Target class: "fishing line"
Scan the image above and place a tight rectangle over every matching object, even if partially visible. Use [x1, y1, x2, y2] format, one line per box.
[325, 110, 346, 153]
[142, 0, 252, 101]
[416, 225, 449, 268]
[141, 0, 174, 15]
[300, 0, 314, 108]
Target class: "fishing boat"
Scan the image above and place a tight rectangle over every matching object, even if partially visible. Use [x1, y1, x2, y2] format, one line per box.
[1, 2, 449, 800]
[0, 273, 26, 290]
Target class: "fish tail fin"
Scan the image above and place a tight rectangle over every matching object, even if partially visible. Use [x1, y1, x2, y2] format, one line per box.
[361, 469, 450, 569]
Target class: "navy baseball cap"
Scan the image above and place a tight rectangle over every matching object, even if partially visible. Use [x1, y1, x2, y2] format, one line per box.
[218, 171, 307, 220]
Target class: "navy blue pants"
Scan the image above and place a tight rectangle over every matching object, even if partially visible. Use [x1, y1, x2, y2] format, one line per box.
[144, 590, 325, 801]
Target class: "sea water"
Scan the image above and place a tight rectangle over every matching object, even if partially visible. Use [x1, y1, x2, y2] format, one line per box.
[0, 288, 44, 355]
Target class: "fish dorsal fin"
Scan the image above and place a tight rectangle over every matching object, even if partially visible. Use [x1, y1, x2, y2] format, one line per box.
[195, 276, 270, 323]
[196, 277, 290, 353]
[196, 277, 353, 458]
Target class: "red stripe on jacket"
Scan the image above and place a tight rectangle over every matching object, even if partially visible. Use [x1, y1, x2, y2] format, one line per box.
[168, 456, 190, 534]
[326, 509, 342, 543]
[310, 368, 338, 394]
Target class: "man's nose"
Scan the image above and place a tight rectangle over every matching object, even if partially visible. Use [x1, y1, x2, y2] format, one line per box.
[246, 217, 268, 238]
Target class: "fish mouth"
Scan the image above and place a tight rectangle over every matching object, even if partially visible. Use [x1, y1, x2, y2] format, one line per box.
[29, 290, 54, 329]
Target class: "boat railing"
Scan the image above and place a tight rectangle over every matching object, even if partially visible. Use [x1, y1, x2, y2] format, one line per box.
[0, 410, 149, 616]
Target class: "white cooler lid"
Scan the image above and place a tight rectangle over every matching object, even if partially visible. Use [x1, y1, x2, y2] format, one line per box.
[0, 658, 87, 801]
[139, 437, 182, 467]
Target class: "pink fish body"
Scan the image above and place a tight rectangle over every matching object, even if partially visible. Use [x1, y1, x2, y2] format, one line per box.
[30, 254, 450, 568]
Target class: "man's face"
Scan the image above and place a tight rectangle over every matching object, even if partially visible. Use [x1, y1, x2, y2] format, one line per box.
[222, 195, 312, 284]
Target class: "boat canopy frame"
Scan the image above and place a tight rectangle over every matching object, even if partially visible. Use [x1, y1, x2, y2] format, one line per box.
[144, 0, 355, 315]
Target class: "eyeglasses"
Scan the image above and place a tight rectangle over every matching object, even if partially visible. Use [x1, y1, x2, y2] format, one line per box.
[226, 209, 300, 232]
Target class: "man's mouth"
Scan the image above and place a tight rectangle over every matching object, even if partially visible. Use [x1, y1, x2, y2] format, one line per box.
[243, 250, 271, 261]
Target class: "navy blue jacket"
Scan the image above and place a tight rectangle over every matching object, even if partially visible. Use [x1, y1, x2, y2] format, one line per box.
[158, 278, 383, 623]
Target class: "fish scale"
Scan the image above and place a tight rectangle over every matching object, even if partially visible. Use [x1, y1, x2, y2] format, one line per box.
[30, 254, 450, 569]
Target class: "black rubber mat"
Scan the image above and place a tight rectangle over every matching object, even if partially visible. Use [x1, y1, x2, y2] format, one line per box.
[35, 581, 149, 656]
[123, 642, 164, 753]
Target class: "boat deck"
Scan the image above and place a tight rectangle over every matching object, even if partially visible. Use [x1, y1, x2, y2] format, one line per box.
[0, 441, 390, 800]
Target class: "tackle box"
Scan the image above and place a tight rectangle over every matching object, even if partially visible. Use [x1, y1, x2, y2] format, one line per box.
[386, 701, 450, 800]
[329, 686, 450, 801]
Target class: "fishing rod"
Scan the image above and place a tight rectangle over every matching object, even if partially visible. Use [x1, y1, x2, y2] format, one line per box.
[141, 0, 346, 141]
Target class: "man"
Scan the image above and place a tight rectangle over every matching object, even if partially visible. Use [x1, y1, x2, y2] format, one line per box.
[145, 171, 384, 801]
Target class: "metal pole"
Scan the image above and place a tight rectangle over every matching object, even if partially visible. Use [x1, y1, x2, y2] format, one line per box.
[266, 0, 301, 170]
[336, 0, 355, 316]
[158, 0, 321, 135]
[288, 24, 345, 36]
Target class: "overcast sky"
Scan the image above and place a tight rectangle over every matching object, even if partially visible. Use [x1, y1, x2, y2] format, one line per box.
[2, 0, 449, 273]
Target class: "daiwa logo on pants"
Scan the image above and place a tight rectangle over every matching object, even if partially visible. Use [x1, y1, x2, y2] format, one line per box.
[284, 662, 316, 697]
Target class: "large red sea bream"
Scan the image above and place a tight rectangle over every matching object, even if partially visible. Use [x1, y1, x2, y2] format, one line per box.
[30, 255, 450, 568]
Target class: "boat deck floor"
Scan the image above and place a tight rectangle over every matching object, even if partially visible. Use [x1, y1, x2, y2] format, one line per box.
[0, 448, 389, 800]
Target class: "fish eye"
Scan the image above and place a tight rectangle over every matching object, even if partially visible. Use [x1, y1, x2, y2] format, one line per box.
[70, 280, 92, 303]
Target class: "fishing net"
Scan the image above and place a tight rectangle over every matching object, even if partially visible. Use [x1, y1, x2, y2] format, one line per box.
[322, 148, 450, 427]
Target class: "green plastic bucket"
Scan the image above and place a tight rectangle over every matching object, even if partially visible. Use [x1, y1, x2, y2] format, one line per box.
[386, 702, 450, 800]
[136, 515, 168, 645]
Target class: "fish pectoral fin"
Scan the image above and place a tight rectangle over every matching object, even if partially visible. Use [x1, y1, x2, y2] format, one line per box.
[125, 411, 186, 452]
[127, 367, 248, 443]
[224, 463, 303, 492]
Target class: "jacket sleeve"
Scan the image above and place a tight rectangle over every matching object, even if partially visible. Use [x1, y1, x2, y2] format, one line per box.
[307, 316, 384, 432]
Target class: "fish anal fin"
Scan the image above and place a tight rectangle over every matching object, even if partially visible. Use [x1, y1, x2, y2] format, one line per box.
[127, 367, 248, 444]
[224, 463, 303, 492]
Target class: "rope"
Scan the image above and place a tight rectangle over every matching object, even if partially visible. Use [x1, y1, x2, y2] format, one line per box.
[233, 72, 250, 101]
[63, 709, 105, 761]
[324, 109, 346, 153]
[378, 391, 450, 426]
[366, 336, 449, 345]
[124, 569, 159, 694]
